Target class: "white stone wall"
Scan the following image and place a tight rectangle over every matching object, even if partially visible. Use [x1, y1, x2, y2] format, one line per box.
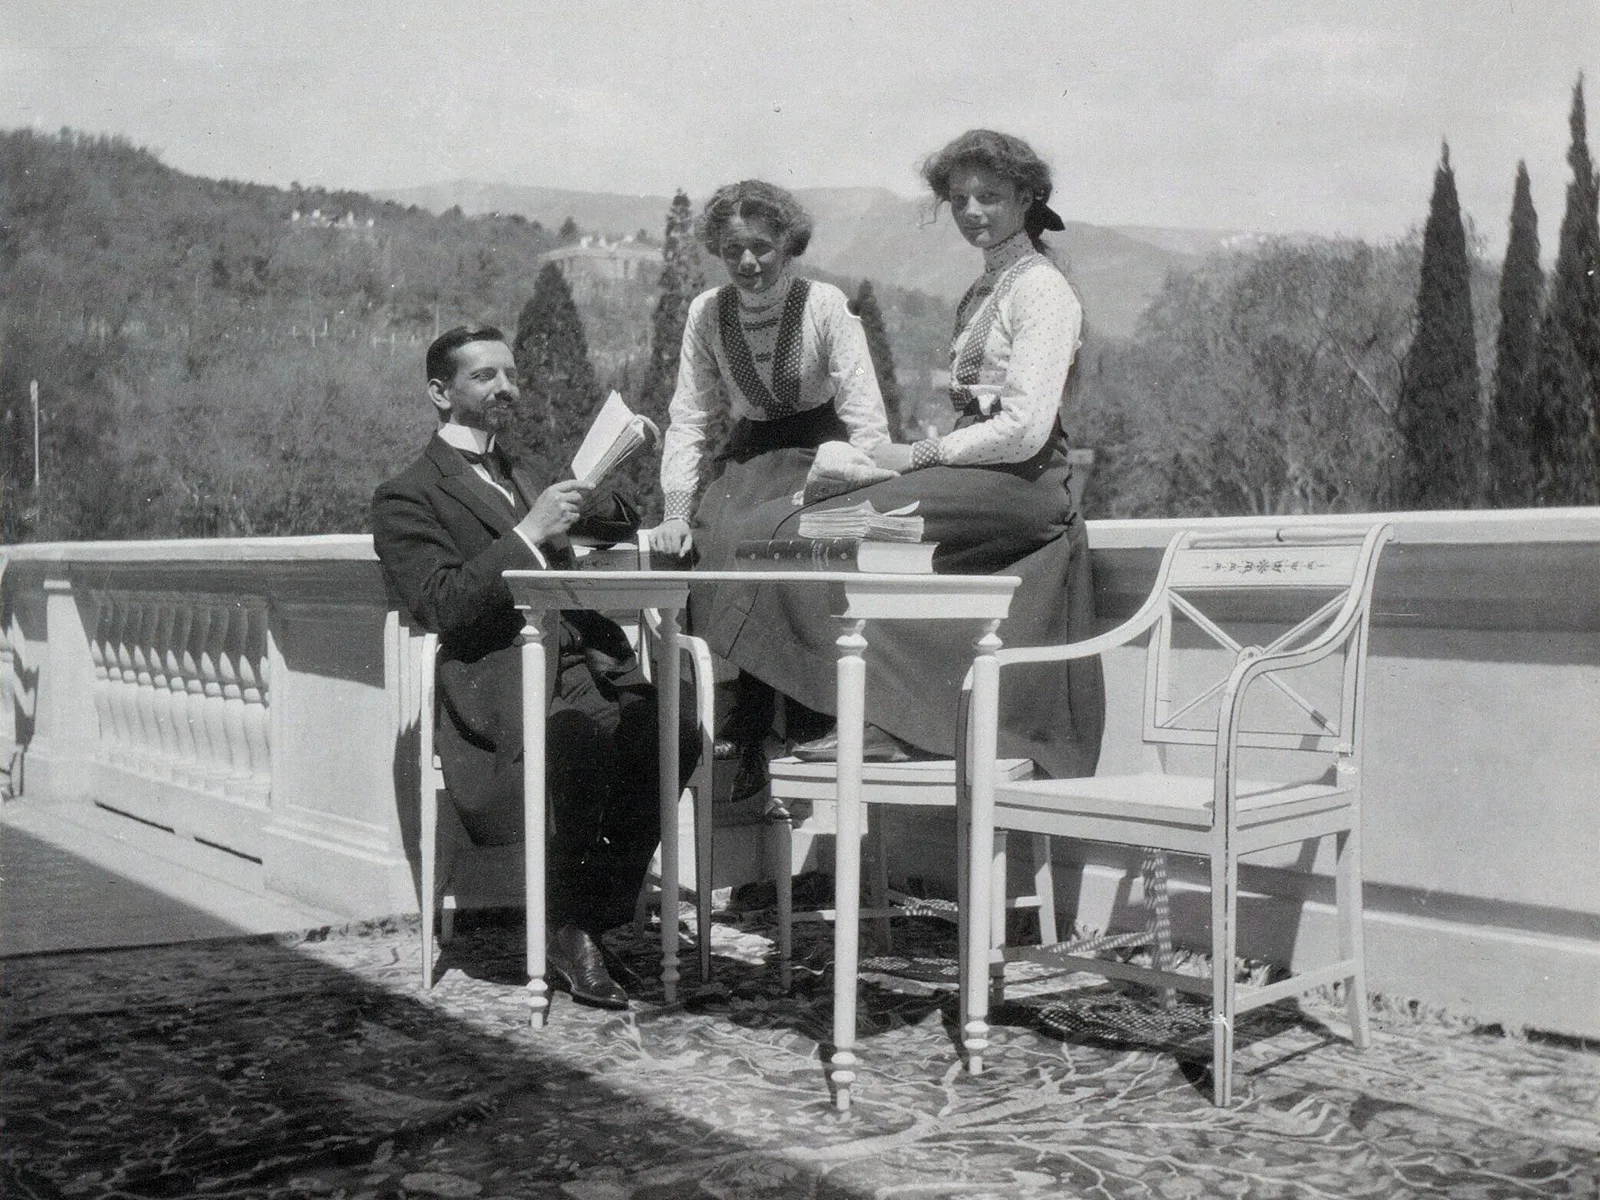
[2, 509, 1596, 1036]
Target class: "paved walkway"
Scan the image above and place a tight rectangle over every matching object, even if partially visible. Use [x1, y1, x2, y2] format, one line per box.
[1, 799, 343, 956]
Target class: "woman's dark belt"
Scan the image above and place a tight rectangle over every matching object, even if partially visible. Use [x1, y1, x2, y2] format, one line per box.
[714, 402, 849, 469]
[950, 387, 992, 421]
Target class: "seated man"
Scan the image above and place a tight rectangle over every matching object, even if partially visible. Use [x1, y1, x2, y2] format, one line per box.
[372, 325, 696, 1010]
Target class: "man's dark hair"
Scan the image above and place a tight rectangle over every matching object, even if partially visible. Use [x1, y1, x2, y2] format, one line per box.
[425, 324, 507, 385]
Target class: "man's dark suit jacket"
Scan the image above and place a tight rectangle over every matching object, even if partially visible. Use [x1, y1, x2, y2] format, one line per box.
[371, 432, 644, 845]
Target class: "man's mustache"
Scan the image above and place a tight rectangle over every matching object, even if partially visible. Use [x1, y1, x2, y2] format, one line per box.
[481, 392, 519, 431]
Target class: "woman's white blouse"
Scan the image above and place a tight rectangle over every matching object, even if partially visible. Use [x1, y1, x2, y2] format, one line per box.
[660, 276, 889, 519]
[937, 236, 1083, 466]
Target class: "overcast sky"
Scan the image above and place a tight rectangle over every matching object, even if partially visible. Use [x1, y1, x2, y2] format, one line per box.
[3, 1, 1594, 246]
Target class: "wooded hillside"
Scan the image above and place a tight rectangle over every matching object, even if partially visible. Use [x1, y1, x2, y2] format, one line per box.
[0, 130, 955, 541]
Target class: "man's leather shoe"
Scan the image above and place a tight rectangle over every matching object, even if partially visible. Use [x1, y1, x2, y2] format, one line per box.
[790, 723, 913, 763]
[546, 923, 629, 1010]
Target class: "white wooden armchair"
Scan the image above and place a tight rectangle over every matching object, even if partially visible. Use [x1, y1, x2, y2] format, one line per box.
[958, 523, 1393, 1105]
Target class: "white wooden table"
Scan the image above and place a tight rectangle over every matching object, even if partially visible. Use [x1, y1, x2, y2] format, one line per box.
[504, 568, 1018, 1113]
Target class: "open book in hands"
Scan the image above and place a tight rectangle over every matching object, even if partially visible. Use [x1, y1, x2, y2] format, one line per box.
[571, 391, 659, 488]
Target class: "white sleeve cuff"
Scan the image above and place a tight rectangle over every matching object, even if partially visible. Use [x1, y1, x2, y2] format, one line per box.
[513, 526, 549, 568]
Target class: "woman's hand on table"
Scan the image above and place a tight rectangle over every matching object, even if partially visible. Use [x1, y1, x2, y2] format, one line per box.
[647, 517, 694, 556]
[871, 442, 914, 473]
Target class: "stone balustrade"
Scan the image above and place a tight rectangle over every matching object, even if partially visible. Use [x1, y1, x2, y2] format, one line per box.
[88, 591, 271, 804]
[2, 510, 1597, 1038]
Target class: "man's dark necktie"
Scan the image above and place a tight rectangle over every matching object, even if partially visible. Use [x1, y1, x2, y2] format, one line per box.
[460, 446, 526, 515]
[460, 446, 512, 487]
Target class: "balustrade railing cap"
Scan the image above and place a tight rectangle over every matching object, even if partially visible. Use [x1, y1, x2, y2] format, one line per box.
[0, 534, 376, 564]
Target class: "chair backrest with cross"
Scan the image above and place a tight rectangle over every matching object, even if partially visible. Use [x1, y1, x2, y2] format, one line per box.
[1135, 526, 1385, 776]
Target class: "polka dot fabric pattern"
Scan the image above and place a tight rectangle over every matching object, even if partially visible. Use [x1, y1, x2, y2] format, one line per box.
[935, 229, 1085, 468]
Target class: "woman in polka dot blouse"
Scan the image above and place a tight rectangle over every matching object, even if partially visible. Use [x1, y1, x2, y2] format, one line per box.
[646, 180, 893, 800]
[705, 131, 1105, 781]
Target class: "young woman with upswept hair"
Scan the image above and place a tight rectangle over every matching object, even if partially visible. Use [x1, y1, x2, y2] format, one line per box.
[647, 180, 891, 801]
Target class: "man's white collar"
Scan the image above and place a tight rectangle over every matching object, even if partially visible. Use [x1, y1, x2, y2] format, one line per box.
[437, 423, 493, 455]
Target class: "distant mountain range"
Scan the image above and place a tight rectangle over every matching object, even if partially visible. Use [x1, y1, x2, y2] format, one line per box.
[377, 182, 1258, 338]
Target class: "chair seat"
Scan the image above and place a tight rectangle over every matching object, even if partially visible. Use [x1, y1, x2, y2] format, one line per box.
[768, 755, 1032, 808]
[994, 772, 1355, 830]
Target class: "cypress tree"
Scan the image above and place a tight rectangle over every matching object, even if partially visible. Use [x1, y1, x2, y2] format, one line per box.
[1527, 76, 1600, 505]
[641, 191, 705, 417]
[510, 261, 599, 476]
[1487, 162, 1544, 506]
[1397, 142, 1482, 509]
[851, 280, 904, 437]
[608, 190, 709, 521]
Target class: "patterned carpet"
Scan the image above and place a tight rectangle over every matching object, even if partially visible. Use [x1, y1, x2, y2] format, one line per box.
[3, 909, 1596, 1199]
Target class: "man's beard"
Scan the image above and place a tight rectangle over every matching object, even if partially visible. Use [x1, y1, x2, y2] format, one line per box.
[481, 392, 519, 435]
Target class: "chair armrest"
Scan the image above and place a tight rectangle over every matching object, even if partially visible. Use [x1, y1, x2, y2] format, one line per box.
[678, 632, 718, 740]
[990, 608, 1162, 670]
[639, 610, 717, 741]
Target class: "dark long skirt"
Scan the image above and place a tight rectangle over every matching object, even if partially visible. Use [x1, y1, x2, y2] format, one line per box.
[687, 404, 849, 632]
[700, 436, 1105, 779]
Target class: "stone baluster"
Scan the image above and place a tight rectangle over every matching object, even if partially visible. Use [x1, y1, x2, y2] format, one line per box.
[130, 599, 162, 774]
[90, 596, 116, 760]
[238, 603, 271, 800]
[182, 603, 214, 784]
[105, 597, 135, 761]
[200, 601, 232, 794]
[0, 611, 14, 759]
[150, 600, 182, 776]
[164, 601, 196, 790]
[110, 597, 140, 769]
[216, 604, 250, 798]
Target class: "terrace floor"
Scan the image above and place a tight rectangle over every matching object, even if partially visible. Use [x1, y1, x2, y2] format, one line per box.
[2, 797, 1597, 1200]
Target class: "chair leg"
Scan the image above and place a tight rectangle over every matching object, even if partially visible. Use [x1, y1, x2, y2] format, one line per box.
[694, 779, 714, 983]
[989, 830, 1008, 1007]
[956, 789, 977, 1070]
[441, 894, 456, 943]
[1143, 850, 1175, 1009]
[421, 785, 437, 990]
[959, 778, 991, 1075]
[773, 817, 794, 992]
[1336, 826, 1371, 1049]
[868, 811, 892, 954]
[1031, 834, 1058, 946]
[1210, 850, 1238, 1107]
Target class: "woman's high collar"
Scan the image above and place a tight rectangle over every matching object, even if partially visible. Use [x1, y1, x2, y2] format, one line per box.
[736, 269, 796, 312]
[981, 229, 1035, 274]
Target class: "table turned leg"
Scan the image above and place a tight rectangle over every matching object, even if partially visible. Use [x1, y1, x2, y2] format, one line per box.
[962, 618, 1004, 1074]
[519, 611, 553, 1030]
[829, 616, 868, 1112]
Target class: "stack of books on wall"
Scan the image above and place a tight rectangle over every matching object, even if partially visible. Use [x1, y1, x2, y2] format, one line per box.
[795, 500, 924, 542]
[735, 501, 934, 573]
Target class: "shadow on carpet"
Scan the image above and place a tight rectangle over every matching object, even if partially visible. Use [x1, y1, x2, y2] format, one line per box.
[3, 910, 1596, 1199]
